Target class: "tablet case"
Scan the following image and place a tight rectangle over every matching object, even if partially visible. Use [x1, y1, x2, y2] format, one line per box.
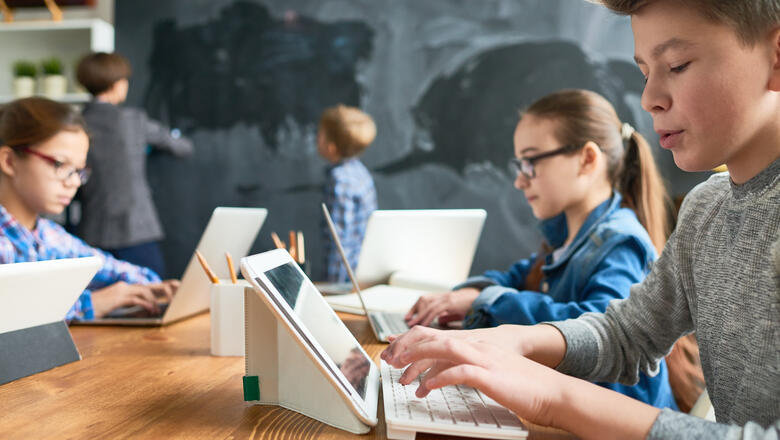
[0, 320, 80, 385]
[242, 287, 372, 434]
[0, 257, 100, 385]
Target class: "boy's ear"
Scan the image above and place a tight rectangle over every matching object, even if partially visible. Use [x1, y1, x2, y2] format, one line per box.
[0, 146, 17, 178]
[769, 26, 780, 92]
[578, 141, 601, 176]
[327, 142, 340, 160]
[115, 78, 129, 103]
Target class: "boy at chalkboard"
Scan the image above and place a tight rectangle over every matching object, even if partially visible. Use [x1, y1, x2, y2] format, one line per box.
[317, 105, 377, 283]
[75, 52, 193, 277]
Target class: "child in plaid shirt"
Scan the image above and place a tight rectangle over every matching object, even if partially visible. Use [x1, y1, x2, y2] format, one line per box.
[318, 105, 377, 282]
[0, 97, 178, 320]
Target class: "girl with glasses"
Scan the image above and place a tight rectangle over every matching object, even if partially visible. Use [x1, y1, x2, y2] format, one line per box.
[0, 97, 179, 321]
[404, 89, 677, 409]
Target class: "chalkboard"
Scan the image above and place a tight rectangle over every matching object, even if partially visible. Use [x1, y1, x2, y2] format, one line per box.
[115, 0, 710, 279]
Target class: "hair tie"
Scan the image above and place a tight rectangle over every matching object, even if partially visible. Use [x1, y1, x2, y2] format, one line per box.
[621, 122, 635, 141]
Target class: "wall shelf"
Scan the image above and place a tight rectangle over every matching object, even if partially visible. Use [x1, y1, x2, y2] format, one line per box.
[0, 92, 90, 105]
[0, 17, 113, 100]
[0, 18, 108, 32]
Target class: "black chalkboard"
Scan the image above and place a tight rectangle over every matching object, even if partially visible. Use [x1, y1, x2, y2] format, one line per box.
[115, 0, 710, 279]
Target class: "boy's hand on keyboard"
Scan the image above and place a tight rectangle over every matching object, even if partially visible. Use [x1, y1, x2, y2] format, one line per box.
[383, 325, 528, 365]
[383, 327, 569, 429]
[386, 323, 567, 372]
[405, 288, 480, 327]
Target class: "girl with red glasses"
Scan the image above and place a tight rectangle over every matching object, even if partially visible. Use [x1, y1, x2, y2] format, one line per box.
[0, 97, 179, 320]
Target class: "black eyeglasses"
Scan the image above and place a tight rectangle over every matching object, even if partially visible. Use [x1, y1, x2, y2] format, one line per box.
[508, 144, 581, 179]
[14, 146, 91, 185]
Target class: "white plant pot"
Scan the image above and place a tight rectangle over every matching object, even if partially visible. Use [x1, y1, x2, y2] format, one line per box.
[42, 75, 67, 98]
[13, 77, 35, 98]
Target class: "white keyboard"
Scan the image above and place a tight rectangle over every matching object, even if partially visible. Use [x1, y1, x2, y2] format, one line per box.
[381, 361, 528, 440]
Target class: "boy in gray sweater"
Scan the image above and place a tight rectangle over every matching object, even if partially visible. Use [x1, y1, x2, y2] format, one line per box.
[381, 1, 779, 439]
[76, 52, 193, 277]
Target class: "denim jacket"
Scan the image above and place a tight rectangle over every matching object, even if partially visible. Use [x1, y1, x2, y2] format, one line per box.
[458, 193, 678, 409]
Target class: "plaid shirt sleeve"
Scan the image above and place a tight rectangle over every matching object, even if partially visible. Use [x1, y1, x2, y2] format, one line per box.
[0, 237, 16, 264]
[326, 185, 358, 282]
[0, 219, 96, 319]
[323, 161, 377, 282]
[41, 222, 161, 320]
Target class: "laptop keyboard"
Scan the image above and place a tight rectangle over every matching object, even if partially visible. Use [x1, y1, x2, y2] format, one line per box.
[104, 302, 168, 319]
[377, 312, 410, 335]
[382, 362, 526, 434]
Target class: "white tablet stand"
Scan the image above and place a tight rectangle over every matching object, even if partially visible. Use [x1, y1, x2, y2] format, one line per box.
[242, 287, 372, 434]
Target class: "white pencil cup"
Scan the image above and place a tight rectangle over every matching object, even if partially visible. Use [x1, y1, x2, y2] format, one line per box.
[210, 280, 249, 356]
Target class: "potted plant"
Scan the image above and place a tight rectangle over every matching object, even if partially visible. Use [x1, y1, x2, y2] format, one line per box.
[12, 61, 36, 98]
[41, 57, 67, 98]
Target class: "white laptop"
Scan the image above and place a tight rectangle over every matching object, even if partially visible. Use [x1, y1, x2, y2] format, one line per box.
[241, 249, 527, 440]
[323, 208, 486, 315]
[75, 207, 267, 325]
[322, 203, 409, 342]
[0, 257, 102, 334]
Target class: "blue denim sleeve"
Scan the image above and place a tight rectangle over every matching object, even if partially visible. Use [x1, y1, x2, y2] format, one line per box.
[482, 255, 537, 287]
[466, 240, 647, 328]
[456, 256, 536, 328]
[454, 255, 538, 291]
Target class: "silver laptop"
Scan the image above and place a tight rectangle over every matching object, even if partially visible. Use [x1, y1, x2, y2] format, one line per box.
[318, 207, 487, 296]
[354, 209, 486, 287]
[322, 203, 409, 342]
[75, 207, 267, 325]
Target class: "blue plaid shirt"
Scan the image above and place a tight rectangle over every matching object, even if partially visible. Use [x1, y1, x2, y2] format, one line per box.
[323, 158, 377, 282]
[0, 204, 160, 321]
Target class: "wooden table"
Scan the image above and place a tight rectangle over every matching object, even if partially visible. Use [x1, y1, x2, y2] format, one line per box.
[0, 313, 575, 439]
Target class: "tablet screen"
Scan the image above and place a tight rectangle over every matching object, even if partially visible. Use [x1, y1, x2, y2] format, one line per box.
[264, 262, 372, 399]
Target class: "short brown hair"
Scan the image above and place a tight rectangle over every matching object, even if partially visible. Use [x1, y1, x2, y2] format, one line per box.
[0, 97, 86, 149]
[76, 52, 132, 96]
[593, 0, 780, 45]
[319, 105, 376, 158]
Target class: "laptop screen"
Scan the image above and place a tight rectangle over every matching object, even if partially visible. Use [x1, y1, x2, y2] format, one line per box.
[264, 262, 372, 399]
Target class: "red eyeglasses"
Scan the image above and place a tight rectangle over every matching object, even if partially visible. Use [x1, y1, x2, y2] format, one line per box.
[15, 146, 91, 185]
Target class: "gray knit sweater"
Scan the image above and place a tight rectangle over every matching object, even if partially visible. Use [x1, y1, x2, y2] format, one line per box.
[551, 157, 780, 440]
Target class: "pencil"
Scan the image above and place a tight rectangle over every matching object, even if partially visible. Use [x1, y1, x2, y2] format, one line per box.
[271, 232, 285, 249]
[195, 250, 219, 284]
[225, 251, 238, 284]
[297, 231, 305, 264]
[289, 230, 298, 262]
